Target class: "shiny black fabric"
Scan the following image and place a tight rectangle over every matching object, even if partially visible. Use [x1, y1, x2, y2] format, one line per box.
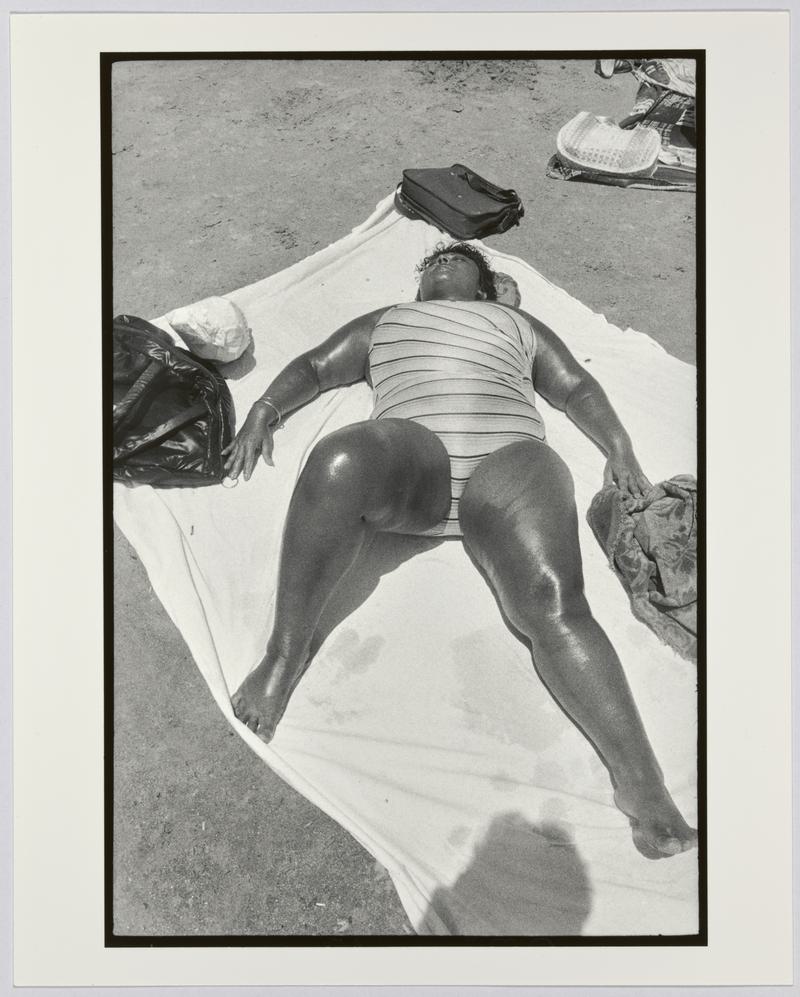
[112, 314, 235, 488]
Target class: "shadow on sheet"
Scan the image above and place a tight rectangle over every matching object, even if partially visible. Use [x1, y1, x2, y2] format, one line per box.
[422, 811, 592, 936]
[312, 532, 446, 657]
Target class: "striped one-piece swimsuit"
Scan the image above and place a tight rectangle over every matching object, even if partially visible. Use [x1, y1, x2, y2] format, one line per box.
[368, 299, 547, 537]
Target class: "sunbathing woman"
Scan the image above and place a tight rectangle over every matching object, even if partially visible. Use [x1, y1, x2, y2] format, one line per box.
[222, 243, 697, 861]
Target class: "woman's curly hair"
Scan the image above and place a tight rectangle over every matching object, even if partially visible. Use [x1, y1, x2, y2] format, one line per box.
[415, 242, 498, 301]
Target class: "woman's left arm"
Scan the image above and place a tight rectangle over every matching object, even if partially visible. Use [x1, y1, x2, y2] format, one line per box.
[520, 309, 652, 498]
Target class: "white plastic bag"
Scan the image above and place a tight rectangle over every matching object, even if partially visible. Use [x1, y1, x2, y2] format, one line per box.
[165, 296, 252, 363]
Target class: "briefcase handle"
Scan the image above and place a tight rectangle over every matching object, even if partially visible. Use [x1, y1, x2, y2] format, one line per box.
[454, 164, 520, 206]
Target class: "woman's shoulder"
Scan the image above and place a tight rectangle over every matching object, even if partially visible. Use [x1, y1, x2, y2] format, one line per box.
[375, 301, 417, 317]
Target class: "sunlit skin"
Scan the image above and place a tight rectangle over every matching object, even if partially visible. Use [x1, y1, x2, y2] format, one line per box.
[222, 248, 697, 860]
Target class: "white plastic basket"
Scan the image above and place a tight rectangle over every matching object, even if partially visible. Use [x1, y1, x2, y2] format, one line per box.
[556, 111, 661, 178]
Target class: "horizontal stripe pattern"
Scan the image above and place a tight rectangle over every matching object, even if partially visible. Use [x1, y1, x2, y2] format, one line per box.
[369, 300, 547, 537]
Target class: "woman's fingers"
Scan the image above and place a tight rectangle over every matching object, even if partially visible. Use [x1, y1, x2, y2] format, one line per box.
[223, 448, 240, 475]
[603, 455, 653, 502]
[627, 467, 650, 498]
[261, 429, 275, 467]
[226, 447, 246, 480]
[243, 443, 260, 481]
[223, 443, 238, 475]
[223, 428, 276, 482]
[225, 436, 253, 480]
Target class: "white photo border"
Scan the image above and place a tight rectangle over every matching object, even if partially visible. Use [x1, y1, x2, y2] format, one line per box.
[6, 1, 795, 991]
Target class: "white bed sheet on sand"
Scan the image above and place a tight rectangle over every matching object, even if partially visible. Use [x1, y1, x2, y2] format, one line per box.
[114, 194, 699, 937]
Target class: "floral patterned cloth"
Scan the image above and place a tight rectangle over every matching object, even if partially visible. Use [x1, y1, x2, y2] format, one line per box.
[630, 60, 696, 170]
[587, 475, 697, 663]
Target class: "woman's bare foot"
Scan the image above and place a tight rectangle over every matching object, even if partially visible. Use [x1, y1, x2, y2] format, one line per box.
[614, 780, 698, 860]
[231, 653, 308, 744]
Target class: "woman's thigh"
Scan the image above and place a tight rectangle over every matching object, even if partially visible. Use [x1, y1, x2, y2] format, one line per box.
[458, 440, 585, 621]
[296, 417, 452, 536]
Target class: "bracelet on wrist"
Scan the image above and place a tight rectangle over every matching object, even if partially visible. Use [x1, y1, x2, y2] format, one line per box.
[253, 397, 282, 426]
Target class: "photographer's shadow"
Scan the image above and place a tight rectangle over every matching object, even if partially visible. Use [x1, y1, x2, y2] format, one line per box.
[420, 812, 592, 937]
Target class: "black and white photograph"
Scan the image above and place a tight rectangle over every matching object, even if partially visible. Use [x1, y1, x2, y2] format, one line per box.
[109, 53, 701, 940]
[8, 6, 794, 988]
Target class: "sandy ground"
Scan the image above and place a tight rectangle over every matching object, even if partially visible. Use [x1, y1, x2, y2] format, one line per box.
[112, 57, 695, 936]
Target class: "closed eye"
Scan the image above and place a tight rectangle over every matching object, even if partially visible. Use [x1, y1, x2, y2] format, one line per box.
[427, 256, 466, 268]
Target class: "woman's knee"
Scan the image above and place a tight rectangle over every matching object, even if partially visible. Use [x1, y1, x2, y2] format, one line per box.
[492, 555, 589, 643]
[458, 443, 586, 626]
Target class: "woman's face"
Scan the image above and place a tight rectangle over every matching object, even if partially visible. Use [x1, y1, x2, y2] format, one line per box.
[418, 252, 485, 302]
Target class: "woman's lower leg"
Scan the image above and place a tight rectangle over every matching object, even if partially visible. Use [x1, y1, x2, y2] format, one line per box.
[232, 420, 451, 741]
[525, 596, 696, 857]
[525, 592, 664, 789]
[460, 441, 696, 857]
[268, 488, 373, 662]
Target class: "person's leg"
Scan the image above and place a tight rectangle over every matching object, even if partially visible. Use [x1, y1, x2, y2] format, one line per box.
[459, 440, 697, 859]
[232, 418, 451, 742]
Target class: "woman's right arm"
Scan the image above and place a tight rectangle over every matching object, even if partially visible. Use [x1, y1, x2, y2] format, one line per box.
[222, 306, 389, 481]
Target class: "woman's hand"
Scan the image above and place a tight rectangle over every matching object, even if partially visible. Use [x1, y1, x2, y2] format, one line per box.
[222, 404, 277, 482]
[603, 446, 652, 502]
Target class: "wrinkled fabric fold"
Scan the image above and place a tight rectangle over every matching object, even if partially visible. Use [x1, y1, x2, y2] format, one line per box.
[587, 476, 697, 662]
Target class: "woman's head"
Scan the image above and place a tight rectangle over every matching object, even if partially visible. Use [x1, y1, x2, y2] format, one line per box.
[415, 242, 498, 302]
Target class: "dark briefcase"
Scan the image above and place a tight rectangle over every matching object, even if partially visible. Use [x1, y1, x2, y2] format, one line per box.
[112, 314, 235, 488]
[395, 163, 524, 240]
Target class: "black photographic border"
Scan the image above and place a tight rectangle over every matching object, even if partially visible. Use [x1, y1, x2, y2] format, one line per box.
[101, 48, 706, 948]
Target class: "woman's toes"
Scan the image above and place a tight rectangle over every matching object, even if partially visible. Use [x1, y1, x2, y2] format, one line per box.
[631, 826, 665, 860]
[656, 835, 683, 856]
